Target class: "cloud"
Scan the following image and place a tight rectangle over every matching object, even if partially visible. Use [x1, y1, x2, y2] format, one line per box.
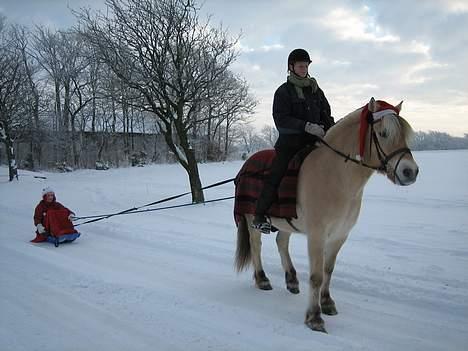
[319, 6, 400, 43]
[236, 41, 284, 53]
[1, 0, 467, 136]
[430, 0, 468, 13]
[260, 44, 284, 52]
[401, 60, 449, 85]
[330, 60, 351, 66]
[403, 40, 431, 56]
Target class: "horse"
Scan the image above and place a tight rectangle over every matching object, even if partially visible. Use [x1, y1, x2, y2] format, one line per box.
[234, 97, 419, 333]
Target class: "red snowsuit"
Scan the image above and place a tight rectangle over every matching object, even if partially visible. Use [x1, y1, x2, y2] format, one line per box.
[31, 196, 73, 243]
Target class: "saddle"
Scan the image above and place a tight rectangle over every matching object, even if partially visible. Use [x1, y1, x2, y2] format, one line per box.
[233, 146, 315, 226]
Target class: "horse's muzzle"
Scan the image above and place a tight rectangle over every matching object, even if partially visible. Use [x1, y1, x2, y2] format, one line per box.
[395, 161, 419, 186]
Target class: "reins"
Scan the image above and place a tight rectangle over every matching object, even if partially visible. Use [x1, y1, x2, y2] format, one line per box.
[318, 116, 412, 178]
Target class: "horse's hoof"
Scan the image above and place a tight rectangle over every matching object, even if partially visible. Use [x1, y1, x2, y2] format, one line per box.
[285, 271, 299, 294]
[305, 319, 328, 333]
[257, 281, 273, 290]
[306, 322, 328, 333]
[321, 303, 338, 316]
[255, 270, 272, 290]
[305, 311, 327, 333]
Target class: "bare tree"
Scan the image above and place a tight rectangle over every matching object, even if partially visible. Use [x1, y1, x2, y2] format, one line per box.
[76, 0, 240, 202]
[220, 76, 257, 160]
[32, 27, 90, 165]
[31, 27, 63, 139]
[12, 25, 43, 169]
[237, 122, 277, 156]
[0, 16, 30, 181]
[199, 71, 257, 161]
[260, 125, 278, 148]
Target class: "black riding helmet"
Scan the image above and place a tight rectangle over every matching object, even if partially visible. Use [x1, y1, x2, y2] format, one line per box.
[288, 48, 311, 69]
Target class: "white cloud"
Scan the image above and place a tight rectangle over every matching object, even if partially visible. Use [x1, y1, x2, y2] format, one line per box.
[319, 7, 400, 43]
[235, 41, 255, 53]
[431, 0, 468, 13]
[324, 82, 381, 119]
[236, 41, 284, 53]
[404, 40, 431, 57]
[260, 43, 284, 52]
[251, 64, 261, 71]
[401, 60, 449, 84]
[330, 59, 351, 66]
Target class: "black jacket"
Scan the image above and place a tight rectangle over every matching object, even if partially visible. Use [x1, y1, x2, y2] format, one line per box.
[272, 81, 334, 135]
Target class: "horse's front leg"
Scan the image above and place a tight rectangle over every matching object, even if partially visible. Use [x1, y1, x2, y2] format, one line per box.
[249, 226, 272, 290]
[276, 231, 299, 294]
[321, 238, 346, 316]
[305, 234, 327, 333]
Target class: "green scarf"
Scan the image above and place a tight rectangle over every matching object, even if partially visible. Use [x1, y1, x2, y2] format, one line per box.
[287, 73, 318, 99]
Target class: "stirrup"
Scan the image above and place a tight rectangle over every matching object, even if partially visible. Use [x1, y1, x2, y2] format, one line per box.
[252, 217, 272, 234]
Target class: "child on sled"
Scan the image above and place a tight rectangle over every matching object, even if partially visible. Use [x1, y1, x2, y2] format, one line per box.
[31, 187, 76, 243]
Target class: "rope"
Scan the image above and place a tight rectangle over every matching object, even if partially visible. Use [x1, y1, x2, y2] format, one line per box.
[73, 177, 235, 227]
[74, 196, 234, 227]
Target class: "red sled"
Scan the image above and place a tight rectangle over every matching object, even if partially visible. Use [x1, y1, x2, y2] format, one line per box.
[31, 209, 80, 247]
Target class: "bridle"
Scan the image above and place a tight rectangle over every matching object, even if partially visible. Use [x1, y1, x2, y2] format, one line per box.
[318, 111, 412, 183]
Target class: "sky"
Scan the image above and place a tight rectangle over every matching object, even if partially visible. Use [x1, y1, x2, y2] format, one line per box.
[1, 0, 467, 136]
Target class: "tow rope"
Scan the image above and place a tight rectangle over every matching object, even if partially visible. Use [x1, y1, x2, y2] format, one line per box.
[73, 177, 235, 227]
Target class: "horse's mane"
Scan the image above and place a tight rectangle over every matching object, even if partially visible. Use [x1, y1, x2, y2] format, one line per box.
[386, 115, 414, 145]
[324, 107, 362, 142]
[326, 106, 414, 145]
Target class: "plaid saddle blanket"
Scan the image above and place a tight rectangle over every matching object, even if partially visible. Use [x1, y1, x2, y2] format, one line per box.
[233, 147, 314, 226]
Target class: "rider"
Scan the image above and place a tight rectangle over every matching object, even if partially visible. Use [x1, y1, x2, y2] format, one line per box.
[253, 48, 335, 233]
[31, 187, 75, 243]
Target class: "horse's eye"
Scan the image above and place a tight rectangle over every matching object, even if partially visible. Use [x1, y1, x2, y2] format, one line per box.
[379, 130, 389, 138]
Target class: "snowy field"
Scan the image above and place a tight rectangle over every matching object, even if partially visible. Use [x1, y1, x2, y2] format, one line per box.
[1, 150, 467, 351]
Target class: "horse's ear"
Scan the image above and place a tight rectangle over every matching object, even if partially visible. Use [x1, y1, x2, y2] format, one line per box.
[368, 97, 377, 112]
[395, 100, 403, 113]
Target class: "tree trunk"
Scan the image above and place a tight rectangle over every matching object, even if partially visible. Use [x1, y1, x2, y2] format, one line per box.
[174, 116, 205, 203]
[121, 84, 130, 163]
[206, 106, 213, 162]
[32, 92, 42, 168]
[223, 120, 230, 161]
[91, 89, 96, 132]
[71, 114, 79, 167]
[0, 121, 18, 181]
[63, 81, 71, 163]
[186, 147, 204, 203]
[54, 80, 62, 163]
[162, 123, 205, 203]
[130, 105, 134, 152]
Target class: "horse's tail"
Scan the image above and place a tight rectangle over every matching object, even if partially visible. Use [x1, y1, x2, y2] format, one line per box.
[235, 215, 251, 272]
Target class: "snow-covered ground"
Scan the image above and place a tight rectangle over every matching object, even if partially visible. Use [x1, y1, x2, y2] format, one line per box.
[1, 150, 467, 351]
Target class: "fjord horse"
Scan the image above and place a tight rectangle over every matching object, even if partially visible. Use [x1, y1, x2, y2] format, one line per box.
[235, 98, 419, 333]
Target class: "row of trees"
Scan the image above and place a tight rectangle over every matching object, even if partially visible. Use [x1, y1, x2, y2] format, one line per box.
[0, 0, 257, 202]
[410, 131, 468, 150]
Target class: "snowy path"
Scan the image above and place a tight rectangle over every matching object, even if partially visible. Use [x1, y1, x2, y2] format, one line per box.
[1, 150, 467, 350]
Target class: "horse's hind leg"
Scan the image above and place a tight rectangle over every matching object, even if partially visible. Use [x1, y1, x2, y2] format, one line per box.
[276, 231, 299, 294]
[247, 220, 272, 290]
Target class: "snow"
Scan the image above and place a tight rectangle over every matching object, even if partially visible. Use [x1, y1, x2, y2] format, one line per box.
[1, 150, 467, 351]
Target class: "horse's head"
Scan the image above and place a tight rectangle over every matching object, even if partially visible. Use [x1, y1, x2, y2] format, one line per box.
[362, 97, 419, 186]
